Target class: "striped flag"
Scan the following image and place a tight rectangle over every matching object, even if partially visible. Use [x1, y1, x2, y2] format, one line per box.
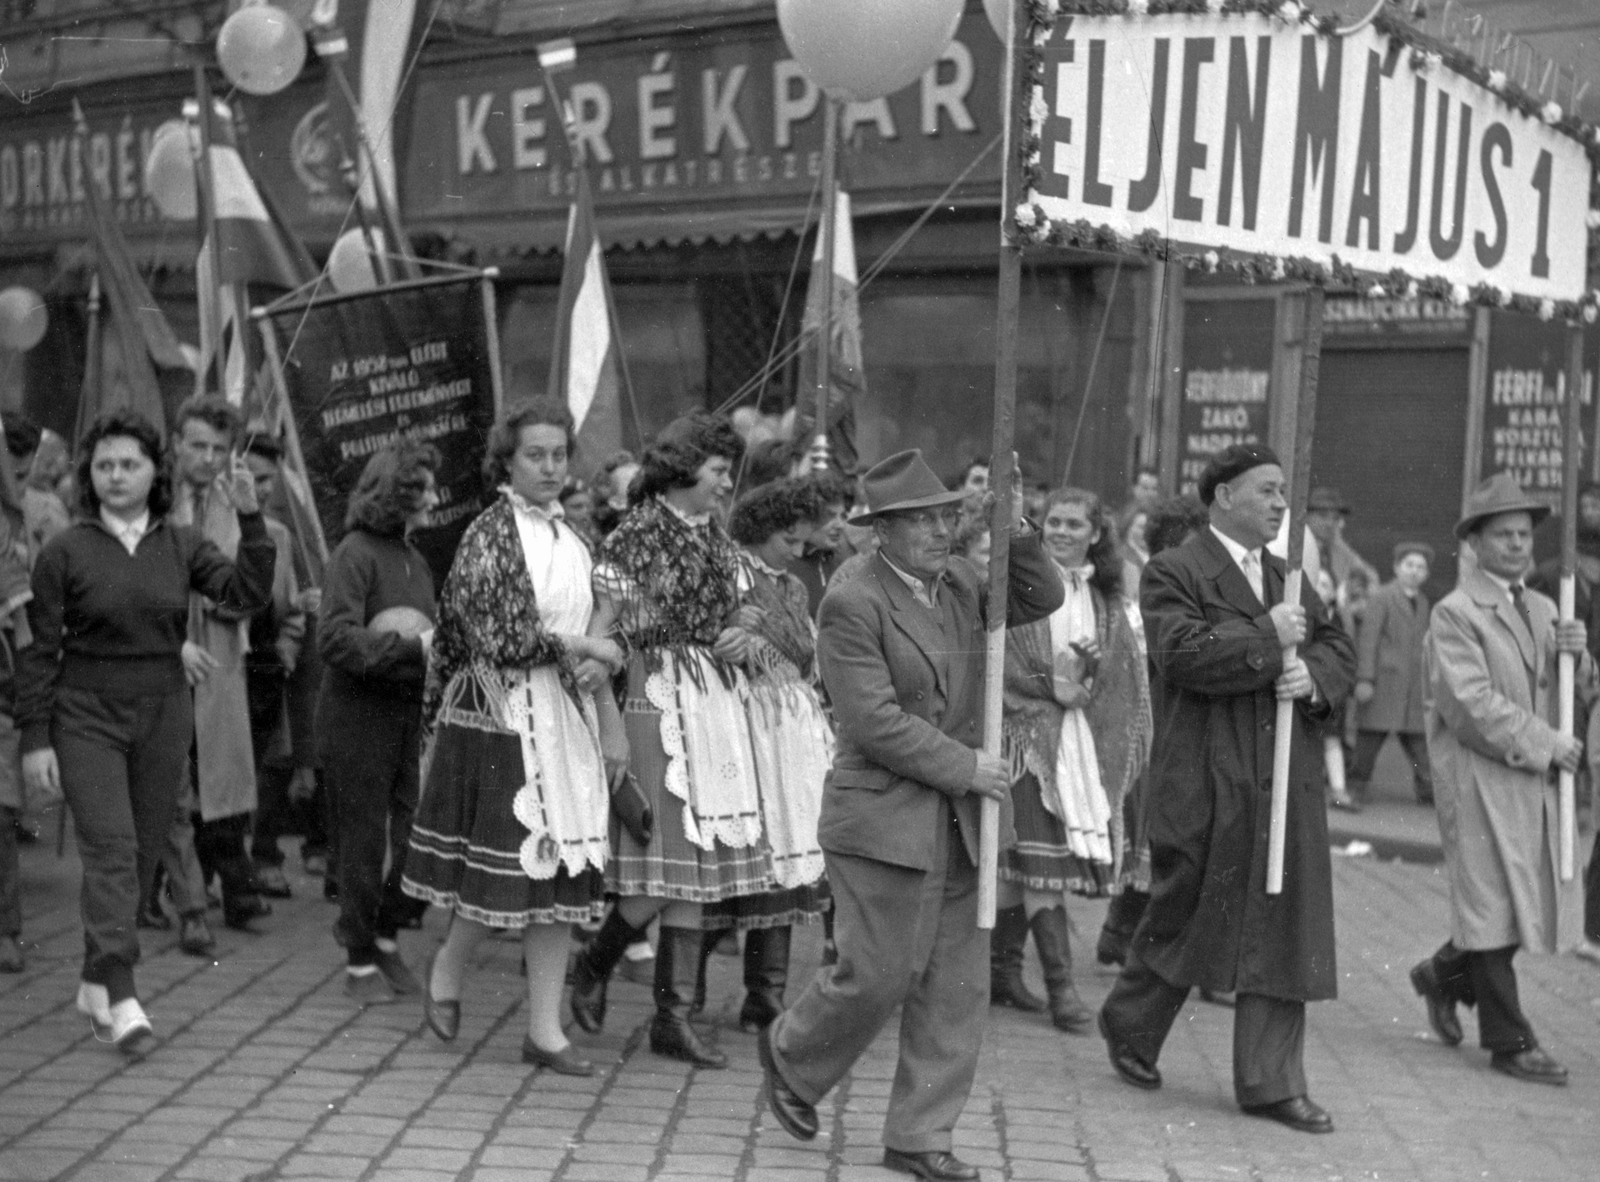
[795, 189, 863, 472]
[548, 169, 625, 462]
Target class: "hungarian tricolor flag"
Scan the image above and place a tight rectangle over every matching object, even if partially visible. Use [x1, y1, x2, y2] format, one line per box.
[548, 169, 626, 462]
[795, 190, 863, 472]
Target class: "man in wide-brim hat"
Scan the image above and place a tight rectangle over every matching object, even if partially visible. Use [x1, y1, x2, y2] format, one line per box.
[758, 448, 1063, 1182]
[1411, 472, 1590, 1087]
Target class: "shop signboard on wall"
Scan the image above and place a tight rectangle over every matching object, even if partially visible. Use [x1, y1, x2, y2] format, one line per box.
[1476, 312, 1599, 505]
[1321, 295, 1472, 339]
[403, 12, 1000, 229]
[1175, 296, 1276, 497]
[261, 274, 501, 587]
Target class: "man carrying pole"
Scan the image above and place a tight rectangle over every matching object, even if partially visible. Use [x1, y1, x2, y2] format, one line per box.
[1097, 443, 1354, 1134]
[1409, 472, 1590, 1086]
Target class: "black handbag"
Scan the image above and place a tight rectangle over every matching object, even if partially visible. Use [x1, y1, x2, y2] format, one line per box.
[611, 771, 654, 847]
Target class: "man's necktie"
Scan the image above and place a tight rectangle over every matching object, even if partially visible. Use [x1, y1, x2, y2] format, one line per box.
[1509, 583, 1540, 703]
[1241, 551, 1264, 603]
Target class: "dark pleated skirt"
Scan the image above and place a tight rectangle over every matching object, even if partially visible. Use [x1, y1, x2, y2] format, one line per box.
[403, 721, 605, 927]
[999, 770, 1115, 897]
[700, 880, 831, 931]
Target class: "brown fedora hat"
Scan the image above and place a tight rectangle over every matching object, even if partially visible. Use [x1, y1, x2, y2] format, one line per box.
[847, 449, 967, 525]
[1455, 472, 1551, 540]
[1307, 486, 1351, 514]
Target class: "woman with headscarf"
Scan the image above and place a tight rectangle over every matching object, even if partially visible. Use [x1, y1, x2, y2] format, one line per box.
[402, 401, 621, 1075]
[694, 478, 831, 1031]
[318, 441, 439, 1007]
[568, 413, 771, 1069]
[990, 487, 1151, 1033]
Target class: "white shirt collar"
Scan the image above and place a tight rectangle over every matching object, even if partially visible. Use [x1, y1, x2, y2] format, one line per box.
[100, 507, 151, 555]
[502, 485, 565, 520]
[1479, 568, 1521, 597]
[661, 497, 711, 529]
[1209, 525, 1262, 569]
[879, 551, 940, 609]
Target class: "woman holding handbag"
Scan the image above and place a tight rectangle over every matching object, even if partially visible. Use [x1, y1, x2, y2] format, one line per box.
[990, 488, 1151, 1033]
[402, 400, 623, 1076]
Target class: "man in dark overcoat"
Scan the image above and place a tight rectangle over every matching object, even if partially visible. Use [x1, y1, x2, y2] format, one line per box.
[758, 449, 1062, 1182]
[1347, 542, 1435, 807]
[1098, 444, 1355, 1134]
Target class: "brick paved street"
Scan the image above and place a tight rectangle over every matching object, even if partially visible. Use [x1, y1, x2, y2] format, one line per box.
[4, 778, 1598, 1182]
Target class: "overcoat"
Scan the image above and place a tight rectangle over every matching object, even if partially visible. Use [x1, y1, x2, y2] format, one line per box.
[1132, 528, 1354, 1001]
[1354, 580, 1430, 734]
[1425, 569, 1589, 953]
[815, 533, 1063, 873]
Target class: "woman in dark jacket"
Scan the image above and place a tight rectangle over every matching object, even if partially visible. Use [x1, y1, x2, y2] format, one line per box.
[18, 410, 273, 1052]
[318, 441, 439, 1005]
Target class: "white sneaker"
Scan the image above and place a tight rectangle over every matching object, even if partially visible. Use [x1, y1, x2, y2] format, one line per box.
[76, 982, 113, 1039]
[107, 998, 154, 1053]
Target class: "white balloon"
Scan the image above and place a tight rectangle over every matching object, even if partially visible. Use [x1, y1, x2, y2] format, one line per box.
[217, 5, 308, 97]
[776, 0, 965, 102]
[326, 228, 385, 294]
[144, 120, 197, 221]
[983, 0, 1010, 41]
[0, 287, 48, 352]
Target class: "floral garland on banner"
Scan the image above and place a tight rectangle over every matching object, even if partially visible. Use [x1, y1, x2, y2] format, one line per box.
[1011, 0, 1600, 324]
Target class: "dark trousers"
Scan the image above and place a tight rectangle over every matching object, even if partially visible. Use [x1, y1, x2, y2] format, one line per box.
[1347, 730, 1433, 802]
[1101, 947, 1308, 1108]
[247, 665, 289, 867]
[0, 803, 18, 939]
[1585, 830, 1600, 942]
[771, 806, 985, 1154]
[323, 688, 422, 966]
[54, 686, 192, 1001]
[1428, 941, 1536, 1053]
[194, 809, 256, 907]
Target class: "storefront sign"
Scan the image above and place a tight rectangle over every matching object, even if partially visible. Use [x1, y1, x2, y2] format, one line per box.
[1322, 295, 1471, 336]
[0, 83, 341, 251]
[263, 275, 498, 585]
[1030, 12, 1590, 302]
[1176, 297, 1277, 497]
[403, 13, 1000, 227]
[1478, 312, 1598, 505]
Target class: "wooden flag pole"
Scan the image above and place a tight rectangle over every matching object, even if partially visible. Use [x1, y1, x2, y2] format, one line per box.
[980, 0, 1031, 931]
[1267, 286, 1324, 896]
[1558, 324, 1583, 882]
[812, 96, 840, 470]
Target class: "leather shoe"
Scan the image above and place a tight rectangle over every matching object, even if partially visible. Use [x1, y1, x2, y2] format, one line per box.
[1243, 1095, 1334, 1134]
[882, 1148, 979, 1181]
[521, 1035, 594, 1076]
[252, 865, 292, 899]
[0, 934, 23, 973]
[758, 1023, 818, 1142]
[1098, 1011, 1160, 1090]
[223, 896, 271, 932]
[1490, 1046, 1568, 1086]
[1409, 960, 1463, 1047]
[179, 914, 215, 957]
[423, 955, 460, 1042]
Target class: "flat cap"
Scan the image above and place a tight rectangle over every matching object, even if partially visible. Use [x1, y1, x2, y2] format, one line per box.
[1197, 443, 1281, 506]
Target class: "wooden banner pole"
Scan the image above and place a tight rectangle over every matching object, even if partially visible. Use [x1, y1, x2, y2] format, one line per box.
[1267, 286, 1324, 896]
[1558, 323, 1583, 882]
[980, 0, 1031, 931]
[812, 96, 840, 469]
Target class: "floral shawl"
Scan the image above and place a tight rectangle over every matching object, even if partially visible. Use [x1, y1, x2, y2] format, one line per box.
[423, 493, 575, 736]
[737, 554, 817, 682]
[596, 496, 742, 676]
[1003, 584, 1152, 884]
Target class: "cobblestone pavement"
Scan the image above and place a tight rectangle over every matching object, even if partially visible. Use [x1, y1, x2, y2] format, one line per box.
[3, 803, 1598, 1182]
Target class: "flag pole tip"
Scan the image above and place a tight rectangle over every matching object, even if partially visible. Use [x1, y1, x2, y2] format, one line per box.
[482, 266, 500, 279]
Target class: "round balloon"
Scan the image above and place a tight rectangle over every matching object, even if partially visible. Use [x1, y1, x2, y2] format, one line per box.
[326, 227, 385, 294]
[217, 4, 307, 97]
[0, 287, 47, 352]
[144, 119, 197, 221]
[983, 0, 1009, 41]
[776, 0, 964, 102]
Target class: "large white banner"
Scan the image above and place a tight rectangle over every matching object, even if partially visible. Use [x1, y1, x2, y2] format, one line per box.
[1027, 13, 1591, 302]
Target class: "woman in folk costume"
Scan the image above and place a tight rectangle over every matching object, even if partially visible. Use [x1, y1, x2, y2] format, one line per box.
[991, 487, 1151, 1033]
[695, 478, 831, 1032]
[569, 413, 770, 1069]
[403, 400, 622, 1076]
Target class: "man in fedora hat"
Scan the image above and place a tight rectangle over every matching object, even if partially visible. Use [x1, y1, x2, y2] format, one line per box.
[1305, 485, 1377, 595]
[1409, 473, 1590, 1086]
[758, 449, 1062, 1182]
[1097, 443, 1355, 1134]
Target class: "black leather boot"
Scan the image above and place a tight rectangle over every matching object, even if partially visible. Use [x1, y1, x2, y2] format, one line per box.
[1031, 906, 1092, 1034]
[689, 928, 721, 1017]
[739, 926, 791, 1032]
[1096, 889, 1149, 967]
[990, 905, 1046, 1012]
[569, 908, 644, 1034]
[650, 926, 728, 1068]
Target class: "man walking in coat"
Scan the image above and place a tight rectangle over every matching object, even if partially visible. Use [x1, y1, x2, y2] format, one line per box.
[1097, 444, 1355, 1134]
[1345, 542, 1435, 809]
[1410, 474, 1589, 1085]
[759, 450, 1062, 1182]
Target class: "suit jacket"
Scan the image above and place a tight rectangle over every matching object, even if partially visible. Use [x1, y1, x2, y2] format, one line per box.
[1354, 580, 1430, 734]
[815, 532, 1063, 872]
[1426, 569, 1590, 952]
[1135, 528, 1355, 1000]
